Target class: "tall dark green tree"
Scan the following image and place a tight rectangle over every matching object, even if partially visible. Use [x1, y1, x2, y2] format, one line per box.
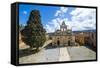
[21, 10, 46, 50]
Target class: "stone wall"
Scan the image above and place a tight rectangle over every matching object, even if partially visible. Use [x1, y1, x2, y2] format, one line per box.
[75, 32, 96, 48]
[51, 35, 75, 46]
[75, 33, 85, 45]
[84, 32, 96, 47]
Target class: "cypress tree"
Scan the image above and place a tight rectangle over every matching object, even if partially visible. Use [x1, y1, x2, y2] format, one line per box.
[21, 10, 46, 50]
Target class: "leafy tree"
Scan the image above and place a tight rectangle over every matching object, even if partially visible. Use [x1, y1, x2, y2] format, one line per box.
[21, 10, 46, 50]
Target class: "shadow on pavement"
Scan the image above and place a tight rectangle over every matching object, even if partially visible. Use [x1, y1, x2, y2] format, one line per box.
[44, 43, 70, 49]
[19, 48, 39, 58]
[84, 45, 96, 52]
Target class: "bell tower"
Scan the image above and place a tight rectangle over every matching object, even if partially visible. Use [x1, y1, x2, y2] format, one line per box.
[60, 21, 67, 31]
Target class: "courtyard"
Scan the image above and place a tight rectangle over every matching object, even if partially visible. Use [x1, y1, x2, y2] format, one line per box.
[19, 45, 96, 64]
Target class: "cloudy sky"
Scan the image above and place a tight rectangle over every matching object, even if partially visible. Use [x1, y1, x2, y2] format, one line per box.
[19, 4, 96, 33]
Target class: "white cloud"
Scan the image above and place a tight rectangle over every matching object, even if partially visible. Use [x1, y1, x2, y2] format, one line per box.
[61, 7, 68, 13]
[55, 7, 68, 18]
[44, 7, 69, 33]
[44, 18, 60, 33]
[44, 24, 54, 33]
[44, 18, 70, 33]
[45, 7, 96, 33]
[23, 11, 27, 15]
[70, 8, 96, 31]
[55, 10, 60, 17]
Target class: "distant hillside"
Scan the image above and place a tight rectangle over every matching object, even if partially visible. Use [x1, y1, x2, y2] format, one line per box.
[47, 30, 96, 36]
[73, 30, 96, 33]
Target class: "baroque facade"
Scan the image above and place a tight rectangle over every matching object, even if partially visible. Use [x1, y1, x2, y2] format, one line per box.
[49, 21, 75, 46]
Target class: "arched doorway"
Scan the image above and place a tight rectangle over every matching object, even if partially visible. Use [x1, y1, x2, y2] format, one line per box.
[68, 40, 71, 46]
[57, 40, 60, 46]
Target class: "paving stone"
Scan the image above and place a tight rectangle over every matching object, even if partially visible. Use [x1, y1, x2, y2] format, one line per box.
[19, 46, 96, 64]
[67, 46, 96, 61]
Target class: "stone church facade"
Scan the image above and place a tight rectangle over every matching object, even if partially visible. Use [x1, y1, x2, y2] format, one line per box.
[49, 21, 75, 46]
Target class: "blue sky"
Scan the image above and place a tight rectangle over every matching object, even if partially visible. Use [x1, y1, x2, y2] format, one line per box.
[19, 4, 72, 26]
[19, 4, 57, 25]
[19, 4, 96, 33]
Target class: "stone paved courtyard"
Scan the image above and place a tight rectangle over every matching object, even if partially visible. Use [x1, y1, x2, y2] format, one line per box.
[19, 48, 60, 64]
[67, 46, 96, 61]
[19, 46, 96, 64]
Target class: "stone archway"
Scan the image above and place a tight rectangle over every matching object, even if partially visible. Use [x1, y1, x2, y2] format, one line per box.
[68, 40, 71, 46]
[57, 40, 60, 46]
